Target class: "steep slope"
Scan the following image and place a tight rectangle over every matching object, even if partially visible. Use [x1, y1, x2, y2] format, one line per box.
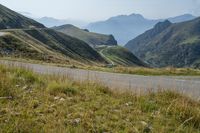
[0, 28, 106, 65]
[97, 46, 146, 67]
[0, 4, 45, 29]
[53, 24, 117, 47]
[125, 18, 200, 68]
[87, 14, 196, 45]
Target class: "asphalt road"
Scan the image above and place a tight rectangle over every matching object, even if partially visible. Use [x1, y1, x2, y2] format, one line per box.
[1, 60, 200, 100]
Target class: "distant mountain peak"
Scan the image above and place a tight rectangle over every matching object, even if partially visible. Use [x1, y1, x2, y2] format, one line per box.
[129, 13, 144, 18]
[168, 14, 196, 23]
[108, 13, 145, 21]
[154, 20, 172, 30]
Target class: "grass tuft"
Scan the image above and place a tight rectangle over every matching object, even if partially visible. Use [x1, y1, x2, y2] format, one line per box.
[47, 81, 78, 96]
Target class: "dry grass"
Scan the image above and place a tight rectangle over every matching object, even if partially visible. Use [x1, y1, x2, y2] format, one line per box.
[2, 58, 200, 76]
[0, 65, 200, 133]
[85, 66, 200, 76]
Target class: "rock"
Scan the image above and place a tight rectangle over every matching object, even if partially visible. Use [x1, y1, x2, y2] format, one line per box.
[60, 98, 65, 101]
[72, 118, 81, 125]
[54, 96, 60, 100]
[125, 102, 133, 106]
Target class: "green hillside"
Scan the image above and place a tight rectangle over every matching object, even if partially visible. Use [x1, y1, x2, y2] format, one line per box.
[0, 4, 45, 29]
[53, 24, 117, 47]
[98, 46, 146, 67]
[125, 18, 200, 68]
[0, 28, 106, 65]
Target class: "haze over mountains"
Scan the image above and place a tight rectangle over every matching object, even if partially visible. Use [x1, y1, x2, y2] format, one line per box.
[125, 18, 200, 68]
[36, 17, 88, 28]
[87, 14, 196, 45]
[19, 12, 88, 28]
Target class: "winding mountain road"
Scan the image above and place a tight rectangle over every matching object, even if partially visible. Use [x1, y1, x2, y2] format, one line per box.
[99, 46, 115, 65]
[1, 60, 200, 100]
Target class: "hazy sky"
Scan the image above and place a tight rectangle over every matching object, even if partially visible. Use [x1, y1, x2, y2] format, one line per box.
[0, 0, 200, 21]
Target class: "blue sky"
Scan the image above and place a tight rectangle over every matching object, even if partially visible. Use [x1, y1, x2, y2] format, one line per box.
[0, 0, 199, 21]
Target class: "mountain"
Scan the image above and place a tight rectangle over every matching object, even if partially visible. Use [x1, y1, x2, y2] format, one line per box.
[86, 14, 196, 45]
[35, 17, 68, 27]
[35, 17, 88, 28]
[0, 4, 145, 67]
[125, 18, 200, 68]
[97, 46, 146, 67]
[53, 24, 146, 67]
[0, 4, 106, 65]
[168, 14, 196, 23]
[53, 24, 117, 47]
[0, 4, 45, 29]
[0, 28, 106, 65]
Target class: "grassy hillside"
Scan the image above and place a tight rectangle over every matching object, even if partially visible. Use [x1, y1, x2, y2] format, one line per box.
[98, 46, 146, 67]
[0, 65, 200, 132]
[53, 24, 117, 47]
[125, 18, 200, 68]
[0, 28, 106, 65]
[0, 4, 45, 29]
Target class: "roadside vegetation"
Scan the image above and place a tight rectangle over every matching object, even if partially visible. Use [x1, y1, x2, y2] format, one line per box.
[86, 66, 200, 76]
[1, 58, 200, 76]
[0, 65, 200, 133]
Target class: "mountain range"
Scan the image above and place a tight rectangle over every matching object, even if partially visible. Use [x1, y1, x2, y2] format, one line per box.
[19, 12, 88, 28]
[0, 4, 106, 65]
[86, 14, 196, 45]
[125, 18, 200, 68]
[0, 4, 145, 67]
[35, 17, 88, 28]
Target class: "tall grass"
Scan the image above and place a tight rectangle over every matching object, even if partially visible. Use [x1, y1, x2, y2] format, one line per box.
[0, 65, 199, 133]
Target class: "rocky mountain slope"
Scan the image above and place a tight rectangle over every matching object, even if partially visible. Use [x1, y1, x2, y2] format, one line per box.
[125, 18, 200, 68]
